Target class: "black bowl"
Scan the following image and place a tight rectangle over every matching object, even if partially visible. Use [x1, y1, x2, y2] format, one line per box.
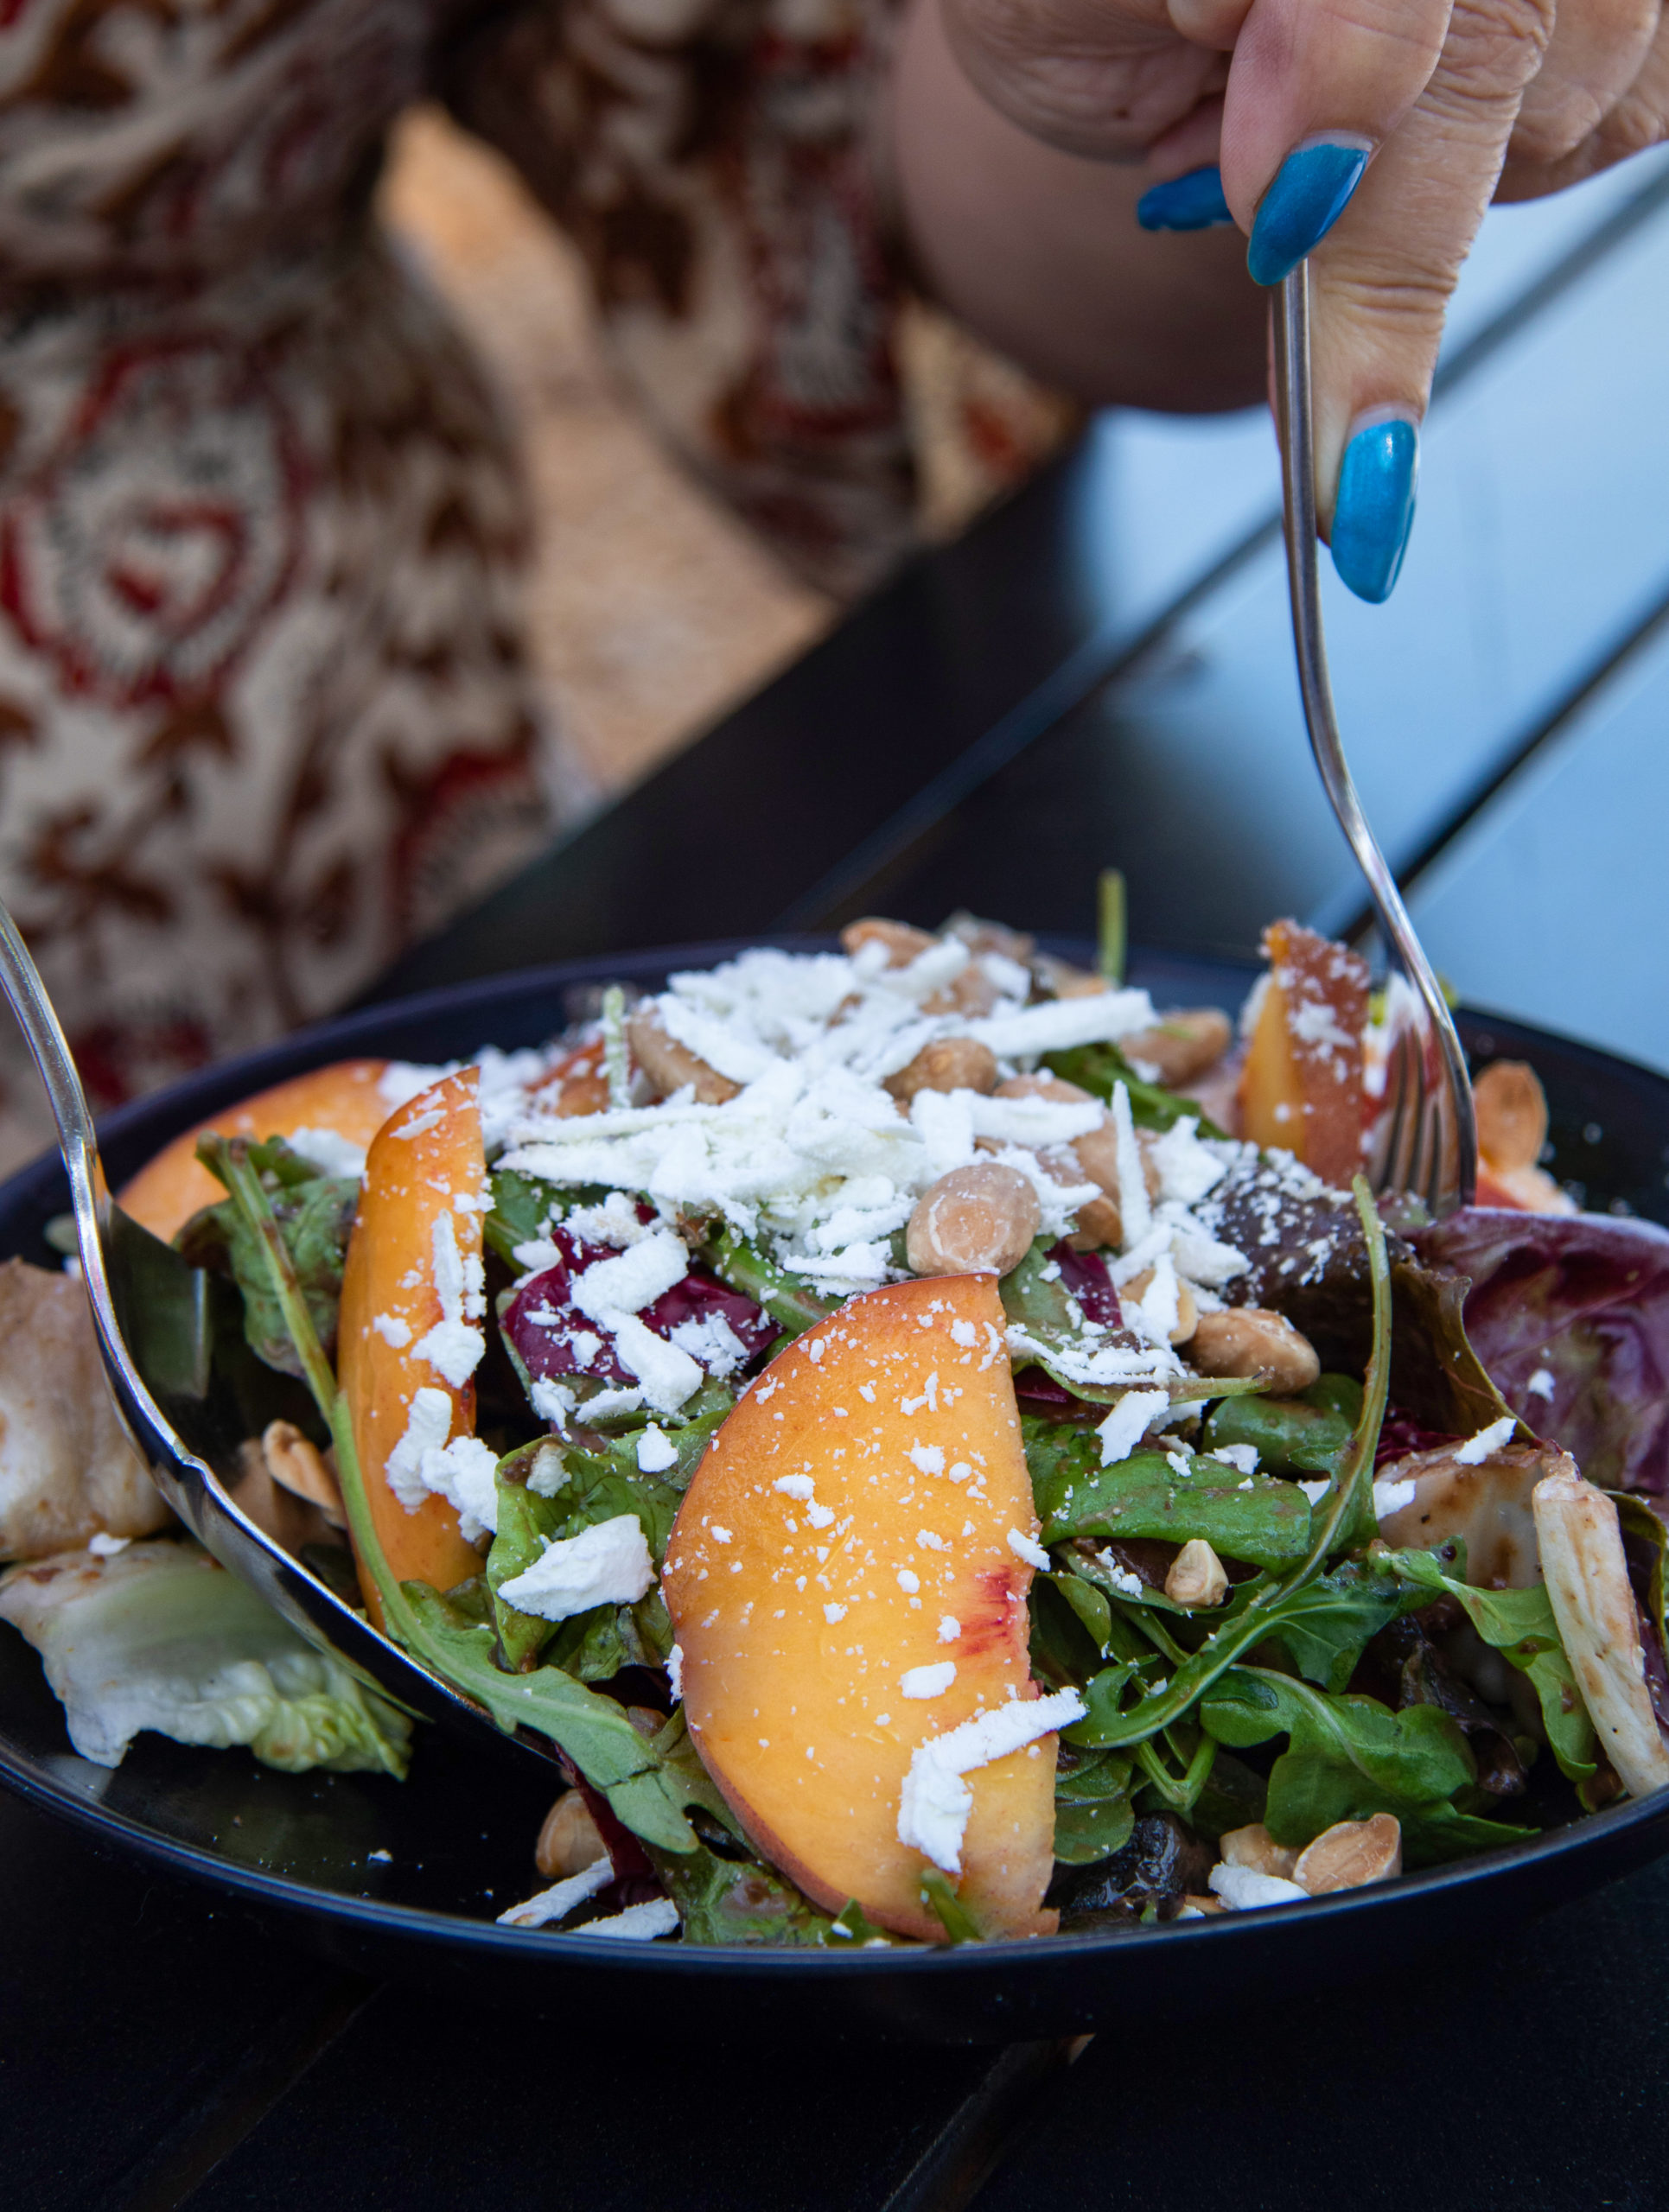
[2, 942, 1666, 2041]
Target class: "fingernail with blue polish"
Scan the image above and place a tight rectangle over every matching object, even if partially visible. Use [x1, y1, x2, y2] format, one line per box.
[1331, 415, 1418, 604]
[1137, 166, 1233, 233]
[1246, 137, 1369, 286]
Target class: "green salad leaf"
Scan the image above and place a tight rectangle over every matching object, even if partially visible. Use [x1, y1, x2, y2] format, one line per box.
[0, 1538, 411, 1776]
[1375, 1546, 1596, 1783]
[1199, 1666, 1534, 1862]
[185, 1135, 358, 1377]
[1042, 1041, 1225, 1135]
[1053, 1746, 1137, 1864]
[1029, 1427, 1313, 1571]
[1200, 1377, 1361, 1480]
[698, 1224, 833, 1338]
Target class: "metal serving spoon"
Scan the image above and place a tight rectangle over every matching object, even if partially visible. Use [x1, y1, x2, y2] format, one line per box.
[0, 899, 557, 1767]
[1273, 263, 1477, 1217]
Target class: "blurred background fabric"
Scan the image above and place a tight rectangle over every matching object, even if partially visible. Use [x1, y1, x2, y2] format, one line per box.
[0, 0, 1073, 1174]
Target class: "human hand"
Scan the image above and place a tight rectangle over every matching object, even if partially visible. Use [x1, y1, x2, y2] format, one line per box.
[939, 0, 1668, 599]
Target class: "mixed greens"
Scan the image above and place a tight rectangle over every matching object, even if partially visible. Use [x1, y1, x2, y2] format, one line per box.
[4, 910, 1669, 1947]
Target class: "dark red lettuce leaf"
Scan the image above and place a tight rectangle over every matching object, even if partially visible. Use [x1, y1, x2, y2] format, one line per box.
[1048, 1242, 1123, 1328]
[1412, 1209, 1669, 1497]
[503, 1224, 776, 1389]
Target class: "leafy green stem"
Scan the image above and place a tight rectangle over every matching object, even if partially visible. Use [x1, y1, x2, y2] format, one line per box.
[1066, 1177, 1393, 1753]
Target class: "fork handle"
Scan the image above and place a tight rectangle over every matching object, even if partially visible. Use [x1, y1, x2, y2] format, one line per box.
[1273, 266, 1477, 1209]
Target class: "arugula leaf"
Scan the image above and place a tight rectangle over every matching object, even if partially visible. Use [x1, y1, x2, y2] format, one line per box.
[1199, 1666, 1533, 1862]
[487, 1416, 720, 1671]
[398, 1581, 698, 1850]
[1264, 1559, 1433, 1694]
[1042, 1042, 1224, 1135]
[698, 1225, 831, 1338]
[1375, 1546, 1596, 1783]
[483, 1168, 559, 1268]
[204, 1141, 700, 1854]
[1029, 1428, 1312, 1571]
[649, 1839, 838, 1947]
[918, 1867, 984, 1943]
[1054, 1746, 1136, 1864]
[187, 1136, 358, 1377]
[1201, 1380, 1360, 1480]
[1051, 1568, 1112, 1654]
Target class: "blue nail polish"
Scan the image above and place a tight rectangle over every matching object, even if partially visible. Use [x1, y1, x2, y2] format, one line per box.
[1246, 140, 1368, 286]
[1331, 417, 1418, 603]
[1137, 167, 1233, 233]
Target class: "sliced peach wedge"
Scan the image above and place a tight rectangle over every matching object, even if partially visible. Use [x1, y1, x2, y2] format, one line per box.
[1239, 920, 1369, 1185]
[120, 1058, 395, 1243]
[337, 1071, 489, 1624]
[664, 1274, 1079, 1942]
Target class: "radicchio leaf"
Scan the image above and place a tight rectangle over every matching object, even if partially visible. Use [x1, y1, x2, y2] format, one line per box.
[1413, 1210, 1669, 1497]
[502, 1225, 776, 1392]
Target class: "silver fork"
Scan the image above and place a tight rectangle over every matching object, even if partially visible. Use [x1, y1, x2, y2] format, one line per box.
[0, 900, 557, 1769]
[1273, 264, 1477, 1217]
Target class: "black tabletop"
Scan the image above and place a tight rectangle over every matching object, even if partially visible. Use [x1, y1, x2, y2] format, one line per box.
[10, 162, 1669, 2202]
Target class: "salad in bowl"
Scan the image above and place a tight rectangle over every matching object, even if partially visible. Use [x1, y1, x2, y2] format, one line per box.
[3, 911, 1667, 1951]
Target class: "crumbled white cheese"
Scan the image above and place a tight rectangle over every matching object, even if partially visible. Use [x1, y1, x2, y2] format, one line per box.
[385, 1388, 456, 1512]
[1092, 1550, 1144, 1599]
[666, 1643, 684, 1699]
[286, 1127, 368, 1181]
[566, 1192, 654, 1248]
[1097, 1389, 1171, 1467]
[635, 1425, 678, 1474]
[412, 1211, 486, 1389]
[1296, 1479, 1330, 1504]
[1373, 1478, 1417, 1518]
[1109, 1081, 1152, 1251]
[1207, 1443, 1259, 1478]
[1143, 1117, 1226, 1205]
[497, 1514, 656, 1622]
[897, 1687, 1088, 1873]
[1208, 1864, 1309, 1910]
[774, 1474, 816, 1500]
[965, 990, 1156, 1059]
[572, 1897, 681, 1941]
[497, 1855, 612, 1929]
[87, 1532, 131, 1558]
[908, 1445, 946, 1477]
[1526, 1366, 1556, 1402]
[901, 1661, 957, 1700]
[938, 1616, 960, 1643]
[1007, 1528, 1050, 1571]
[1455, 1415, 1517, 1465]
[372, 1312, 412, 1349]
[666, 1311, 749, 1378]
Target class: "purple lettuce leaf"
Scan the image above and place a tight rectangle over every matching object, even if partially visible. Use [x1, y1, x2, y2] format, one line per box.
[1412, 1209, 1669, 1497]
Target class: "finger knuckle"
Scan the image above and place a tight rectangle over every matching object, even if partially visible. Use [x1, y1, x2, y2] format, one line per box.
[1435, 0, 1556, 102]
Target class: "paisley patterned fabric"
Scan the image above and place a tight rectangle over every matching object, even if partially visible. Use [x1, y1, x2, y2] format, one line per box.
[0, 0, 553, 1150]
[0, 0, 1067, 1161]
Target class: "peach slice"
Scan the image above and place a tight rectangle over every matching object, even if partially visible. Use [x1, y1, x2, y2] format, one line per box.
[1238, 921, 1367, 1185]
[663, 1274, 1061, 1941]
[337, 1071, 488, 1624]
[120, 1059, 394, 1243]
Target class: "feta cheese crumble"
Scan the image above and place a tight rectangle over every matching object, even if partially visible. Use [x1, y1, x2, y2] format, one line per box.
[497, 1514, 656, 1622]
[897, 1688, 1087, 1874]
[1096, 1388, 1171, 1466]
[1455, 1415, 1518, 1465]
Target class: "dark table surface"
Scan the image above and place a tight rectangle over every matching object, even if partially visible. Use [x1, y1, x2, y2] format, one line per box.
[8, 157, 1669, 2209]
